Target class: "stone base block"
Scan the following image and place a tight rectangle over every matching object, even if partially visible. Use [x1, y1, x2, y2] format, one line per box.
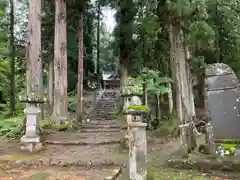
[21, 135, 40, 143]
[20, 142, 43, 153]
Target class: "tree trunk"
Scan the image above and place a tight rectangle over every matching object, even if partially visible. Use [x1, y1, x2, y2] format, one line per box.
[168, 22, 183, 126]
[168, 83, 173, 116]
[48, 58, 54, 115]
[76, 12, 84, 124]
[119, 63, 128, 91]
[168, 20, 191, 155]
[184, 47, 196, 120]
[96, 1, 100, 85]
[26, 0, 42, 97]
[9, 0, 15, 116]
[53, 0, 68, 121]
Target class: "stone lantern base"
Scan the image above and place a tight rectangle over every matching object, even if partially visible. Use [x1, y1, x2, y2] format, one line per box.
[20, 106, 42, 153]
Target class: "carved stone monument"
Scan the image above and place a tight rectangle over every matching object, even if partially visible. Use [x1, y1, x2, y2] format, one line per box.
[205, 63, 240, 140]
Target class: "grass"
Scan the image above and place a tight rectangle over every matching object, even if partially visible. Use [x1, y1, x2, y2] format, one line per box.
[28, 172, 52, 180]
[153, 119, 177, 137]
[147, 168, 228, 180]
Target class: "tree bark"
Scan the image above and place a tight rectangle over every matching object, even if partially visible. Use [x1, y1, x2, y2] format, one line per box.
[26, 0, 42, 97]
[168, 83, 173, 116]
[168, 22, 183, 126]
[76, 12, 84, 124]
[96, 1, 100, 84]
[9, 0, 15, 116]
[53, 0, 68, 121]
[48, 58, 54, 115]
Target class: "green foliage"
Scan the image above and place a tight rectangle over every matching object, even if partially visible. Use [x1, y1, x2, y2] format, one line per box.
[0, 102, 23, 118]
[0, 116, 73, 139]
[68, 95, 76, 112]
[41, 119, 73, 131]
[138, 68, 173, 96]
[153, 119, 177, 137]
[0, 117, 23, 139]
[0, 59, 10, 94]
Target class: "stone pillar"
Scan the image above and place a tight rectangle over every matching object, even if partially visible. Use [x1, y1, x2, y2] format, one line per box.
[179, 123, 189, 157]
[205, 122, 216, 156]
[128, 122, 147, 180]
[21, 106, 42, 152]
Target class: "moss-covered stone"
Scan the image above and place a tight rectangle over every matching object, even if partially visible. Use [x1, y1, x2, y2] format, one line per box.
[127, 105, 149, 111]
[40, 119, 73, 131]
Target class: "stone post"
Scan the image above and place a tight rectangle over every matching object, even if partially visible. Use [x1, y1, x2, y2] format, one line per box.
[205, 122, 216, 156]
[128, 122, 147, 180]
[179, 123, 189, 157]
[20, 106, 42, 152]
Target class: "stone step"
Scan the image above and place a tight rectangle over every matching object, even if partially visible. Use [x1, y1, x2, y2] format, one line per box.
[45, 131, 123, 144]
[78, 128, 121, 133]
[45, 139, 121, 146]
[83, 120, 119, 125]
[45, 144, 127, 167]
[81, 124, 123, 129]
[1, 167, 122, 180]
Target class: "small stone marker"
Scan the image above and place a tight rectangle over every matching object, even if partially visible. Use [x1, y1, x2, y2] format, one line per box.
[128, 122, 147, 180]
[205, 122, 216, 156]
[179, 123, 189, 157]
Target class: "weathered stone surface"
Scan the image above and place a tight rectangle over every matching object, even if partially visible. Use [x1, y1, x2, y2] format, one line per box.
[205, 63, 240, 139]
[22, 107, 41, 141]
[205, 122, 216, 156]
[128, 122, 147, 180]
[20, 142, 43, 153]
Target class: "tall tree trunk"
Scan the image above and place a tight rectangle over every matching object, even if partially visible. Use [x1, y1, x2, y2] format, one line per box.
[76, 12, 84, 124]
[168, 83, 173, 116]
[184, 47, 196, 120]
[168, 22, 183, 126]
[53, 0, 68, 121]
[26, 0, 42, 98]
[96, 1, 100, 85]
[48, 58, 54, 115]
[9, 0, 15, 116]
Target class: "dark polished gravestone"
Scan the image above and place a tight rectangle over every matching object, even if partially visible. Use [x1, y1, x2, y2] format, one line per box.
[205, 63, 240, 140]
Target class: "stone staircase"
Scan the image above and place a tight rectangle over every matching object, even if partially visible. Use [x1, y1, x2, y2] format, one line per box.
[42, 89, 126, 179]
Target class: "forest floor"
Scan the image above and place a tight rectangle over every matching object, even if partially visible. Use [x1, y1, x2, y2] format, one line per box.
[0, 90, 239, 179]
[0, 136, 239, 180]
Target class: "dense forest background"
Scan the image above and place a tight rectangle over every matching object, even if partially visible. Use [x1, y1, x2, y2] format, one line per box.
[1, 0, 240, 125]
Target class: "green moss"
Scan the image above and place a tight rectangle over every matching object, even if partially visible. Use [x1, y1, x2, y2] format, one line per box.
[40, 119, 73, 131]
[217, 143, 236, 150]
[127, 105, 149, 110]
[215, 139, 240, 144]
